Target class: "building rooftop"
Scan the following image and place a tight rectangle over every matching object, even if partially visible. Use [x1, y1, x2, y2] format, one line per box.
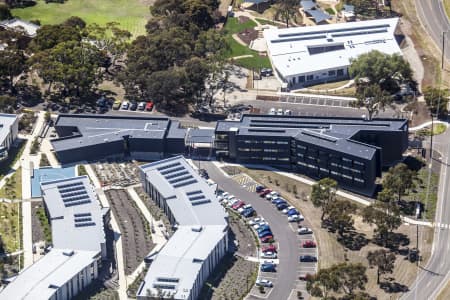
[40, 176, 106, 253]
[263, 18, 401, 78]
[0, 18, 40, 37]
[51, 114, 186, 152]
[216, 115, 408, 160]
[138, 156, 228, 299]
[0, 249, 99, 300]
[0, 113, 18, 147]
[30, 166, 76, 198]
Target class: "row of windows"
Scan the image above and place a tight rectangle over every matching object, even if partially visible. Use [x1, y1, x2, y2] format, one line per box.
[238, 148, 288, 153]
[241, 140, 289, 145]
[297, 161, 365, 183]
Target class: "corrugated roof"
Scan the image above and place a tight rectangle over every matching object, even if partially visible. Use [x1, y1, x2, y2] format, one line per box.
[305, 9, 332, 23]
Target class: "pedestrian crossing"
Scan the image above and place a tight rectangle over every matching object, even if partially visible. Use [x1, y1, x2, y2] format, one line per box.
[232, 174, 259, 192]
[434, 223, 450, 229]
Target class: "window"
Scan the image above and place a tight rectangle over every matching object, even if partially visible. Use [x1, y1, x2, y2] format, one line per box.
[263, 141, 276, 144]
[354, 160, 364, 166]
[306, 75, 314, 81]
[320, 167, 329, 172]
[342, 157, 352, 163]
[297, 161, 307, 166]
[355, 177, 365, 183]
[337, 69, 344, 76]
[307, 164, 318, 169]
[276, 141, 289, 145]
[298, 76, 305, 82]
[238, 148, 250, 152]
[263, 157, 277, 160]
[278, 157, 290, 161]
[331, 170, 341, 176]
[342, 174, 352, 180]
[264, 149, 278, 152]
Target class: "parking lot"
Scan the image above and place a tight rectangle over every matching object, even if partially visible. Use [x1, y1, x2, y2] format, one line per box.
[93, 161, 140, 187]
[279, 94, 355, 109]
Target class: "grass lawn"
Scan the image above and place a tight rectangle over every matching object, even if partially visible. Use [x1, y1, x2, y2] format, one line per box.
[223, 17, 271, 70]
[416, 123, 448, 137]
[12, 0, 150, 37]
[0, 168, 22, 252]
[444, 0, 450, 19]
[255, 18, 279, 26]
[0, 139, 26, 179]
[306, 80, 352, 91]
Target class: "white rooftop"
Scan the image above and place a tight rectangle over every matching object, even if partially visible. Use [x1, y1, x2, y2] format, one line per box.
[263, 18, 401, 78]
[0, 249, 98, 300]
[40, 176, 106, 253]
[0, 114, 17, 146]
[0, 19, 40, 37]
[138, 156, 228, 299]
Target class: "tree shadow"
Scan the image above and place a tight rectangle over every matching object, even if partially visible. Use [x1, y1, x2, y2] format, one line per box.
[373, 232, 410, 251]
[336, 230, 369, 251]
[380, 278, 409, 293]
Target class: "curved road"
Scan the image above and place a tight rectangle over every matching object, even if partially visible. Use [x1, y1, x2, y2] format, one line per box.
[403, 2, 450, 299]
[202, 162, 299, 300]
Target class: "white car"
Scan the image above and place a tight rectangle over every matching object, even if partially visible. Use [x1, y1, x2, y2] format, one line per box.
[253, 221, 268, 230]
[138, 101, 146, 110]
[288, 214, 304, 222]
[269, 107, 276, 115]
[121, 101, 129, 110]
[298, 227, 313, 235]
[226, 199, 238, 207]
[282, 206, 295, 214]
[265, 191, 279, 200]
[261, 251, 277, 259]
[277, 108, 283, 115]
[222, 192, 230, 198]
[284, 109, 292, 116]
[256, 279, 273, 288]
[249, 217, 264, 225]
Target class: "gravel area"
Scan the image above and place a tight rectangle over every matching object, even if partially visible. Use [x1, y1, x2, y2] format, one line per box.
[105, 189, 154, 275]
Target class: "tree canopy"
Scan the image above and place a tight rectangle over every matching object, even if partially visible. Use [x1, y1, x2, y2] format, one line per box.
[0, 45, 27, 94]
[383, 163, 416, 202]
[31, 23, 82, 52]
[349, 50, 413, 94]
[423, 86, 449, 117]
[367, 249, 396, 284]
[0, 3, 12, 21]
[310, 178, 338, 221]
[351, 83, 393, 120]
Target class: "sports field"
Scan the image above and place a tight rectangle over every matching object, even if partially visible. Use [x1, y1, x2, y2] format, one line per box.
[12, 0, 151, 37]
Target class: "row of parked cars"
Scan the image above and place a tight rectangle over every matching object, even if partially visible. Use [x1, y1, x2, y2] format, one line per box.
[112, 100, 154, 111]
[255, 185, 318, 264]
[217, 192, 256, 219]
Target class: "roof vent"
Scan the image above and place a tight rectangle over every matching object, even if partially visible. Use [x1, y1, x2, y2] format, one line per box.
[63, 250, 75, 257]
[191, 226, 203, 232]
[48, 284, 59, 289]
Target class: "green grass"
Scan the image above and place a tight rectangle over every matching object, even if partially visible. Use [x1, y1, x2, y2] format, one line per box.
[223, 17, 271, 69]
[0, 139, 26, 179]
[36, 207, 51, 243]
[416, 123, 448, 137]
[255, 18, 279, 26]
[444, 0, 450, 19]
[0, 168, 22, 252]
[12, 0, 150, 37]
[416, 168, 439, 220]
[325, 7, 336, 15]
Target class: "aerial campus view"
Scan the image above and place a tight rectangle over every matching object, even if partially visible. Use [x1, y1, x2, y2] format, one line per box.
[0, 0, 450, 300]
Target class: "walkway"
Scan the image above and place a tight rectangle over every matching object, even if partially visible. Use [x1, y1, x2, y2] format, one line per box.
[85, 164, 128, 300]
[409, 120, 449, 131]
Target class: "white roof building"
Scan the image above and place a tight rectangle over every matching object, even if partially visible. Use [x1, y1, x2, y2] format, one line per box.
[138, 156, 228, 300]
[263, 18, 402, 88]
[0, 18, 40, 37]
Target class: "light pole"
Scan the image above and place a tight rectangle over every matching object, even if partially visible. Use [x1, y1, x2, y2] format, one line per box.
[430, 112, 434, 159]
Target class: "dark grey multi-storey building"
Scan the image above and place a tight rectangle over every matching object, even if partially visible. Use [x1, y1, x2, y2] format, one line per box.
[51, 115, 187, 163]
[215, 115, 408, 196]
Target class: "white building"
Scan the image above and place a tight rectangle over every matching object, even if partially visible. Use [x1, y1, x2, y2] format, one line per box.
[0, 176, 109, 300]
[138, 156, 228, 300]
[0, 113, 19, 161]
[263, 18, 402, 89]
[0, 18, 40, 38]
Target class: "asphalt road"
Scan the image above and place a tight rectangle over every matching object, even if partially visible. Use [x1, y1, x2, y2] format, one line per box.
[201, 161, 299, 300]
[402, 128, 450, 300]
[415, 0, 450, 62]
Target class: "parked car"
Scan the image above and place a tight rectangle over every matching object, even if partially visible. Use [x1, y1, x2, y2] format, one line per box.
[272, 198, 285, 205]
[276, 203, 289, 211]
[256, 225, 270, 233]
[130, 102, 138, 111]
[288, 214, 304, 222]
[121, 101, 130, 110]
[260, 263, 276, 272]
[261, 251, 277, 259]
[262, 244, 277, 253]
[282, 206, 295, 214]
[258, 230, 273, 238]
[238, 204, 252, 213]
[300, 255, 317, 262]
[302, 240, 316, 248]
[248, 217, 264, 225]
[255, 278, 273, 288]
[287, 209, 299, 216]
[298, 227, 313, 235]
[255, 185, 265, 193]
[138, 101, 146, 110]
[145, 101, 154, 111]
[242, 208, 255, 218]
[269, 107, 276, 115]
[253, 221, 268, 230]
[260, 235, 274, 243]
[260, 68, 273, 77]
[232, 201, 245, 210]
[112, 100, 121, 110]
[259, 189, 272, 197]
[284, 109, 292, 116]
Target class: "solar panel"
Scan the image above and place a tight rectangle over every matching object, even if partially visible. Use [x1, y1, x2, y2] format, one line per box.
[157, 162, 181, 171]
[65, 200, 91, 207]
[186, 190, 202, 196]
[164, 170, 189, 180]
[74, 212, 91, 217]
[60, 191, 88, 198]
[160, 166, 185, 175]
[278, 24, 390, 38]
[191, 199, 212, 206]
[169, 175, 194, 184]
[58, 186, 85, 194]
[189, 195, 206, 201]
[57, 182, 84, 189]
[74, 217, 92, 223]
[173, 179, 198, 188]
[332, 29, 387, 38]
[74, 222, 96, 227]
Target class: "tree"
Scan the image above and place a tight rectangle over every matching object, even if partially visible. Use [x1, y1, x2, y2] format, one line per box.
[423, 86, 449, 117]
[273, 0, 298, 27]
[0, 95, 16, 113]
[349, 50, 413, 94]
[351, 83, 392, 120]
[383, 163, 416, 202]
[32, 41, 103, 98]
[362, 189, 401, 245]
[0, 46, 27, 94]
[310, 178, 338, 221]
[0, 4, 12, 21]
[367, 249, 396, 284]
[31, 23, 82, 51]
[63, 16, 86, 29]
[307, 263, 368, 298]
[327, 200, 357, 237]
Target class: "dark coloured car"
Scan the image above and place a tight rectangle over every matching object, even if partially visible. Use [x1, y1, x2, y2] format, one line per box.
[302, 240, 316, 248]
[287, 209, 299, 216]
[130, 102, 138, 111]
[276, 203, 289, 210]
[299, 255, 317, 262]
[256, 225, 270, 233]
[242, 207, 255, 218]
[260, 263, 276, 272]
[255, 185, 265, 193]
[258, 230, 273, 238]
[260, 235, 274, 243]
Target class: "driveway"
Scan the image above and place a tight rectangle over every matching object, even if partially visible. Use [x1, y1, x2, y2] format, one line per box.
[202, 161, 299, 300]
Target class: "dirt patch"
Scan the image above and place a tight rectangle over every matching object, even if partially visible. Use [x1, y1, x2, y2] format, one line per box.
[31, 201, 46, 244]
[239, 167, 433, 299]
[237, 28, 258, 46]
[228, 209, 257, 257]
[105, 189, 154, 275]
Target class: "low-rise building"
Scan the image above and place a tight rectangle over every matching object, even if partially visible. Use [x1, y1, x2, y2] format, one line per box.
[137, 156, 228, 300]
[0, 113, 19, 161]
[0, 18, 40, 38]
[215, 115, 408, 196]
[0, 176, 109, 300]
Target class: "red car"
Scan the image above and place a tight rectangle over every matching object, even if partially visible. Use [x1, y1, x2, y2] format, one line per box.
[145, 101, 154, 111]
[302, 240, 316, 248]
[262, 244, 277, 253]
[259, 189, 272, 197]
[232, 201, 245, 210]
[260, 235, 274, 243]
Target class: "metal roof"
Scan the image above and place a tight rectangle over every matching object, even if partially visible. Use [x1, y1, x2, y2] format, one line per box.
[263, 18, 401, 78]
[305, 9, 332, 23]
[51, 114, 186, 152]
[0, 249, 99, 300]
[138, 156, 228, 299]
[0, 113, 17, 147]
[40, 176, 106, 252]
[216, 115, 408, 160]
[300, 0, 316, 10]
[0, 18, 40, 37]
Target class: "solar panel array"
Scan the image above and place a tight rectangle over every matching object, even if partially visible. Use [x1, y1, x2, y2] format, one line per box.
[73, 212, 96, 228]
[186, 190, 211, 206]
[158, 162, 199, 189]
[58, 181, 91, 207]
